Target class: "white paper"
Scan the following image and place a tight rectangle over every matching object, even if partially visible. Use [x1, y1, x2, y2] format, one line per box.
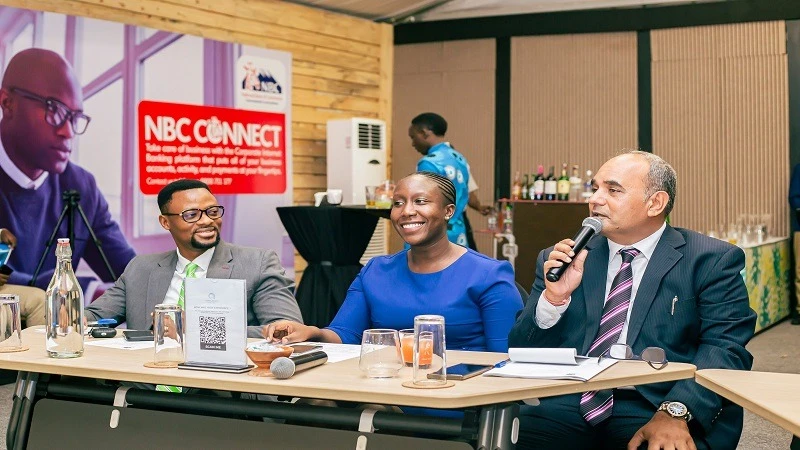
[184, 278, 248, 366]
[508, 348, 590, 365]
[485, 357, 616, 381]
[85, 338, 152, 351]
[306, 342, 361, 364]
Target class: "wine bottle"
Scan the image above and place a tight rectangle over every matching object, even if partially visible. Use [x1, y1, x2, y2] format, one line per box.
[581, 170, 594, 202]
[532, 165, 545, 200]
[521, 174, 529, 200]
[45, 238, 85, 358]
[544, 166, 557, 201]
[569, 164, 582, 202]
[557, 163, 570, 201]
[511, 171, 522, 200]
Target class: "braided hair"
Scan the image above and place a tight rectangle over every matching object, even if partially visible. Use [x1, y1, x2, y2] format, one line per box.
[413, 171, 456, 206]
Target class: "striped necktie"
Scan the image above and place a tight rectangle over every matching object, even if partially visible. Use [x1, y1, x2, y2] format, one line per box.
[177, 262, 199, 310]
[579, 247, 640, 426]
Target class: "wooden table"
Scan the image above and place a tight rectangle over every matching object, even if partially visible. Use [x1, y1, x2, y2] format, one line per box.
[696, 369, 800, 436]
[4, 328, 695, 449]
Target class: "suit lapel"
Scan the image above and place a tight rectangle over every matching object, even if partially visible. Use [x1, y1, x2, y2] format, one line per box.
[147, 251, 177, 323]
[207, 241, 233, 279]
[625, 226, 684, 346]
[581, 236, 610, 353]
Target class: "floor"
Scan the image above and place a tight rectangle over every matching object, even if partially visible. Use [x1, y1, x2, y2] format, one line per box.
[0, 320, 798, 449]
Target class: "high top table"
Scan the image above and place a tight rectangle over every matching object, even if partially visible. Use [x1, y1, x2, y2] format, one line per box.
[4, 328, 695, 449]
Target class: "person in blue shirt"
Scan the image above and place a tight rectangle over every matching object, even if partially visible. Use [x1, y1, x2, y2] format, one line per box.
[263, 171, 522, 353]
[408, 113, 471, 248]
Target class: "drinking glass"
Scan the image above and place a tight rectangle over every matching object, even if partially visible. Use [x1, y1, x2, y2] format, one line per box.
[399, 328, 414, 366]
[153, 304, 185, 367]
[412, 315, 447, 386]
[359, 329, 402, 378]
[326, 188, 343, 205]
[365, 186, 378, 208]
[0, 295, 22, 351]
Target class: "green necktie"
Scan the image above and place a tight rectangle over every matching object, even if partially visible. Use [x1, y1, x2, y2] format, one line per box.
[156, 262, 199, 394]
[177, 262, 199, 310]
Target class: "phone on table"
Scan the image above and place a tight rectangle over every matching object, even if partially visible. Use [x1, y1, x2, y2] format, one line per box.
[0, 243, 13, 275]
[122, 330, 154, 342]
[289, 343, 323, 355]
[427, 363, 494, 381]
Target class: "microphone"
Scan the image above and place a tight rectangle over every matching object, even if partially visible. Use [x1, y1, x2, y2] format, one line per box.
[545, 217, 603, 282]
[270, 351, 328, 379]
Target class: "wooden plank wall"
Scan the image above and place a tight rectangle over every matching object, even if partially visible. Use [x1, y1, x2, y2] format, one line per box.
[392, 39, 496, 255]
[10, 0, 394, 278]
[510, 33, 638, 188]
[652, 21, 788, 237]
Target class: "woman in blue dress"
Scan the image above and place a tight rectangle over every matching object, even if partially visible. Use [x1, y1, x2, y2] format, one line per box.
[263, 171, 522, 353]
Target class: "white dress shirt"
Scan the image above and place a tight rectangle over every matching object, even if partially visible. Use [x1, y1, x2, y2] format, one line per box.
[0, 140, 48, 190]
[535, 222, 667, 345]
[163, 247, 216, 305]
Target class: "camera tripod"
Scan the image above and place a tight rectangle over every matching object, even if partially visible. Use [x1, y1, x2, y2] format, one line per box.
[29, 190, 116, 287]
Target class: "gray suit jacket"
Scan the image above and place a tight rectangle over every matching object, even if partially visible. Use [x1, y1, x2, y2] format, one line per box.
[509, 226, 756, 450]
[86, 241, 302, 337]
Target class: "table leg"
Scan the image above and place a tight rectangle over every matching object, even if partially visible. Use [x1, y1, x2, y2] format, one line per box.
[12, 372, 39, 450]
[476, 405, 497, 449]
[6, 371, 28, 449]
[490, 403, 520, 450]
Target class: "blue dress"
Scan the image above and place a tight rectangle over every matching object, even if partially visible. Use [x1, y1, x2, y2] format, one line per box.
[416, 142, 470, 247]
[326, 249, 523, 353]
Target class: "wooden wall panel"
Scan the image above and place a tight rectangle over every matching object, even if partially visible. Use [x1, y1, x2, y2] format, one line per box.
[11, 0, 393, 280]
[652, 22, 788, 237]
[510, 33, 638, 188]
[392, 39, 496, 255]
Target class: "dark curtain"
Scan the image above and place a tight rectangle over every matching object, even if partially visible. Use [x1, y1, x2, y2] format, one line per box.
[277, 206, 379, 328]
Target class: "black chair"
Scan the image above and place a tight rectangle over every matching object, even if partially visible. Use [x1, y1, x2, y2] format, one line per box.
[515, 281, 529, 305]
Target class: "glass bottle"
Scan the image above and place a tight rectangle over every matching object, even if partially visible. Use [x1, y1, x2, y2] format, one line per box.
[532, 165, 545, 200]
[521, 174, 529, 200]
[569, 165, 582, 202]
[45, 238, 84, 358]
[544, 166, 557, 201]
[581, 170, 594, 202]
[511, 171, 522, 200]
[556, 163, 570, 201]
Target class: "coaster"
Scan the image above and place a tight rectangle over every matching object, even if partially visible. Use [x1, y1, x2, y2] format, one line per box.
[144, 361, 179, 369]
[0, 346, 29, 353]
[247, 368, 272, 377]
[401, 380, 455, 389]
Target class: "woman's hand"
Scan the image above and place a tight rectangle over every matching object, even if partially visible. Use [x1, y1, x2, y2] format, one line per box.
[262, 320, 319, 344]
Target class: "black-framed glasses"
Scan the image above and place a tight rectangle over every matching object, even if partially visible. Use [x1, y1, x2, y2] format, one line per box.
[162, 205, 224, 223]
[8, 87, 91, 135]
[598, 343, 668, 370]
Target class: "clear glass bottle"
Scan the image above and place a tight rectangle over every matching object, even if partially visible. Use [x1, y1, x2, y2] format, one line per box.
[45, 238, 84, 358]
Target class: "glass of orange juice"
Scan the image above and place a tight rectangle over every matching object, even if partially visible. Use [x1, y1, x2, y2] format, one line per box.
[400, 329, 433, 367]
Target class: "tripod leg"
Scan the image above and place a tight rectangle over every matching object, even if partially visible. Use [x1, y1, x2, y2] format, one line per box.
[29, 204, 70, 287]
[75, 203, 117, 281]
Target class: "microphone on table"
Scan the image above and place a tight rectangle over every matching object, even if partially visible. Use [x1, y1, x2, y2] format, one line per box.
[545, 217, 603, 282]
[270, 351, 328, 379]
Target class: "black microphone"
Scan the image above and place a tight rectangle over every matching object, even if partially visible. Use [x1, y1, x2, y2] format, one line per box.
[545, 217, 603, 282]
[270, 351, 328, 379]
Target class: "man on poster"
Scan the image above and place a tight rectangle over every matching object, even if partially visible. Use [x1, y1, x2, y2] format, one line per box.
[0, 48, 135, 294]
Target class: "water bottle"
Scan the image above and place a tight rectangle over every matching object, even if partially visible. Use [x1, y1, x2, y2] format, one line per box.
[45, 238, 84, 358]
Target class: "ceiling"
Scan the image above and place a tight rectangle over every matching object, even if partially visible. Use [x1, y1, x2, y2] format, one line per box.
[289, 0, 723, 23]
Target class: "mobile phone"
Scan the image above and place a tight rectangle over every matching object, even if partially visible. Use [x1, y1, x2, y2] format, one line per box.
[122, 330, 154, 342]
[289, 344, 323, 355]
[0, 265, 12, 276]
[427, 363, 494, 381]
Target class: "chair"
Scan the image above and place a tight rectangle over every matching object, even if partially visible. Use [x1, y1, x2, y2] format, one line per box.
[515, 281, 529, 305]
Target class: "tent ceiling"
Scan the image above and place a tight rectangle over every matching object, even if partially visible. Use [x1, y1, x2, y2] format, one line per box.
[288, 0, 723, 22]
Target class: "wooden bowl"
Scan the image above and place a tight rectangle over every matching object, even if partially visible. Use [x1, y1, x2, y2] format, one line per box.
[245, 345, 294, 369]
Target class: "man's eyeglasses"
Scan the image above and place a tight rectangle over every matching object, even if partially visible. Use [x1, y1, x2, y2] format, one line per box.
[598, 343, 668, 370]
[8, 87, 91, 135]
[162, 205, 224, 223]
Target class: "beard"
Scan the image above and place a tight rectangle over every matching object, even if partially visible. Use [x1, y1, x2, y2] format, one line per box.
[190, 228, 220, 250]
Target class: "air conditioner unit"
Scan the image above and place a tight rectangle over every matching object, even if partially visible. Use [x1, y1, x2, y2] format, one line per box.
[327, 118, 388, 263]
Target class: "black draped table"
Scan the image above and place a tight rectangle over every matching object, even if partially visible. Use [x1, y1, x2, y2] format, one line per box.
[276, 206, 389, 328]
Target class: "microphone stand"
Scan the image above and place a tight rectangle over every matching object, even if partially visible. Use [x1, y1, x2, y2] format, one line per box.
[28, 190, 116, 287]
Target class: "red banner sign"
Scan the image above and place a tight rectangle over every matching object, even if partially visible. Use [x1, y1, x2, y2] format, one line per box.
[137, 100, 287, 195]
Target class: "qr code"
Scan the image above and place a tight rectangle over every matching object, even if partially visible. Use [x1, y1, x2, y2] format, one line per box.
[199, 316, 226, 351]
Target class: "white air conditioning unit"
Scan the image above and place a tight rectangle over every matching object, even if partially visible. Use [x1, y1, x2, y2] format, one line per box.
[327, 118, 389, 262]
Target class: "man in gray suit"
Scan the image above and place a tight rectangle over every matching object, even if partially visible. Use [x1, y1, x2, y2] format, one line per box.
[509, 151, 755, 450]
[86, 179, 302, 337]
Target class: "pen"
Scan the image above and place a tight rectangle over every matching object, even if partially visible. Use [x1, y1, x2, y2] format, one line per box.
[671, 296, 678, 316]
[494, 358, 510, 368]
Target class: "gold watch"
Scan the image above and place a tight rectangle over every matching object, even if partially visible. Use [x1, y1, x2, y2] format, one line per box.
[658, 401, 692, 422]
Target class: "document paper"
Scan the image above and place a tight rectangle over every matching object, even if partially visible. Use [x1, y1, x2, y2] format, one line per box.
[485, 348, 617, 381]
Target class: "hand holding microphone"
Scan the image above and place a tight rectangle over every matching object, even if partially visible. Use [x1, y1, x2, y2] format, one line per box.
[543, 217, 602, 304]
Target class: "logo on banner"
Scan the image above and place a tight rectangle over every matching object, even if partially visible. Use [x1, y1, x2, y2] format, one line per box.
[236, 55, 287, 111]
[137, 100, 287, 195]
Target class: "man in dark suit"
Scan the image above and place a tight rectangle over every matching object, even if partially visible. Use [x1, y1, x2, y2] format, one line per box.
[509, 151, 756, 450]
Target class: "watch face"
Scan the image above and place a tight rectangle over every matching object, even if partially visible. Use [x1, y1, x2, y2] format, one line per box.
[667, 402, 687, 416]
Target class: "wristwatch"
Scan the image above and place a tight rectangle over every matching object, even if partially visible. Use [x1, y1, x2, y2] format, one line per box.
[658, 401, 693, 422]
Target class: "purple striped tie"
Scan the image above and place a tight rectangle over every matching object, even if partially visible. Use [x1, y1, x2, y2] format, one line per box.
[579, 247, 640, 426]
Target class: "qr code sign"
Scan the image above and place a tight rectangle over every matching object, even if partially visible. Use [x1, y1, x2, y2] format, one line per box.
[199, 316, 226, 351]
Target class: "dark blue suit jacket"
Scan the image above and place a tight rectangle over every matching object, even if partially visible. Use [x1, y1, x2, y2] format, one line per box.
[508, 225, 756, 450]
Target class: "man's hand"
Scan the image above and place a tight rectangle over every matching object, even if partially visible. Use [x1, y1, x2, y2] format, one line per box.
[0, 229, 16, 247]
[542, 239, 588, 306]
[476, 204, 493, 216]
[262, 320, 318, 344]
[0, 273, 8, 287]
[628, 411, 696, 450]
